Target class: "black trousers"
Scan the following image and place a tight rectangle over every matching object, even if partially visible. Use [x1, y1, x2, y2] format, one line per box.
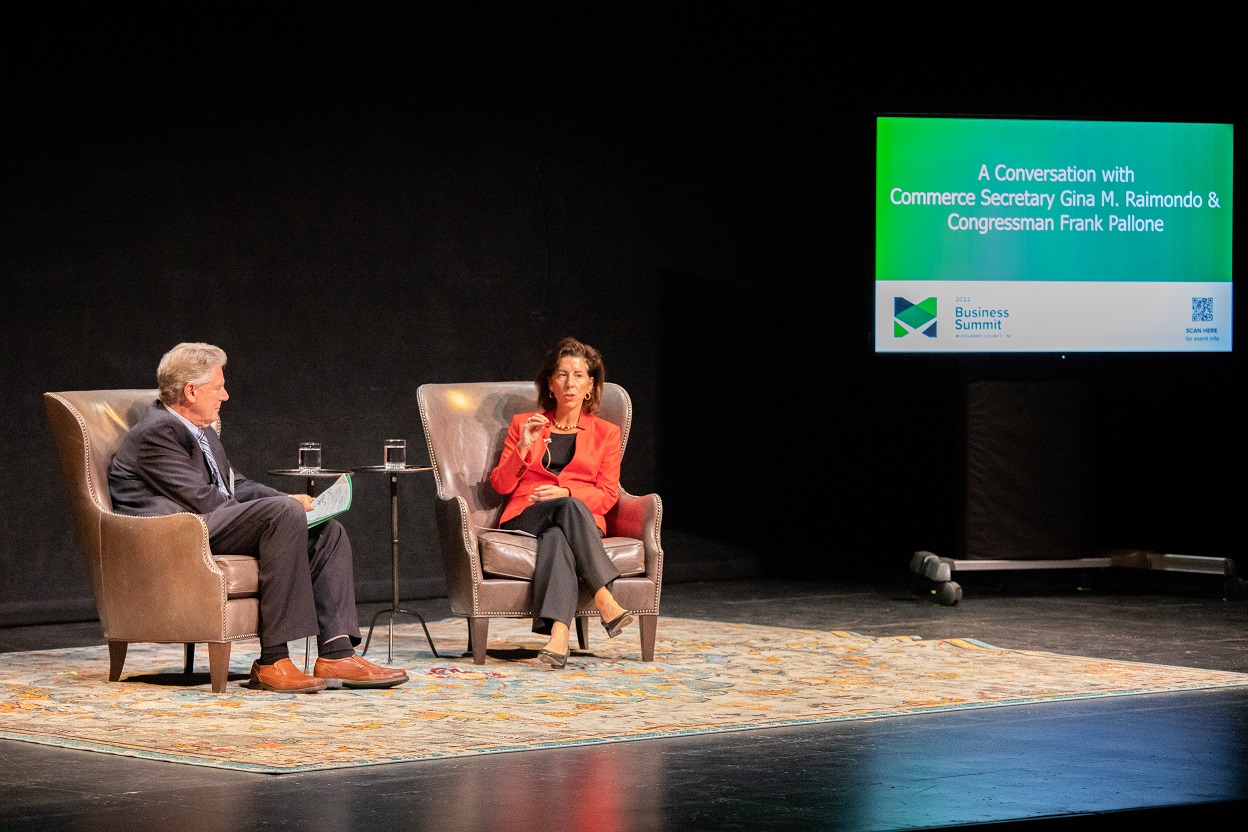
[501, 497, 620, 634]
[205, 496, 361, 648]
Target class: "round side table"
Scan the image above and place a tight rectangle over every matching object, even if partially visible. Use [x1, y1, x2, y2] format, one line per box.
[351, 464, 439, 661]
[266, 468, 354, 496]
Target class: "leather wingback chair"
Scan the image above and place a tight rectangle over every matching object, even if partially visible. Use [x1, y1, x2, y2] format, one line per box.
[44, 390, 260, 692]
[417, 381, 663, 664]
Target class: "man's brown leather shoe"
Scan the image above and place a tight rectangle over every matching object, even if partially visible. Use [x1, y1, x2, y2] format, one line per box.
[248, 658, 327, 693]
[314, 654, 409, 689]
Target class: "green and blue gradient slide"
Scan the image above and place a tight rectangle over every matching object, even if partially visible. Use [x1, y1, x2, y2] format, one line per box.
[875, 117, 1232, 352]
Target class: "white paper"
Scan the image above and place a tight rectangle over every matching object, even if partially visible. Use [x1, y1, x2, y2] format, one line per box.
[307, 474, 352, 527]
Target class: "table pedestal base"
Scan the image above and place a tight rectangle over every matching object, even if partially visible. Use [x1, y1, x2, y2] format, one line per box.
[363, 606, 440, 662]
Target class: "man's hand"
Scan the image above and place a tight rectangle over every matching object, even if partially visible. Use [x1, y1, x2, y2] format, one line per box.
[291, 493, 315, 512]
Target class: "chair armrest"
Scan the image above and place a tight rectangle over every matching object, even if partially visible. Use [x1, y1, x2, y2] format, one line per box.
[432, 494, 483, 615]
[607, 489, 663, 579]
[97, 511, 230, 641]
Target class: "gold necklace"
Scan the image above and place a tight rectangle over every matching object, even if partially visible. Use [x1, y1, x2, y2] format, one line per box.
[553, 419, 579, 431]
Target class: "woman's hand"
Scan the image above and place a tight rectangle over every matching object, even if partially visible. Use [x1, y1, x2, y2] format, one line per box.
[529, 485, 570, 502]
[517, 413, 549, 457]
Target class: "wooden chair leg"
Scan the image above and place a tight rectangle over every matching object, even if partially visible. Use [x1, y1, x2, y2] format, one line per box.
[468, 618, 490, 665]
[183, 643, 196, 675]
[107, 640, 128, 682]
[639, 614, 657, 662]
[575, 617, 591, 650]
[207, 642, 232, 693]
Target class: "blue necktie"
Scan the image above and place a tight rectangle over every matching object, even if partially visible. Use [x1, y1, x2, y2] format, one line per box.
[197, 429, 230, 496]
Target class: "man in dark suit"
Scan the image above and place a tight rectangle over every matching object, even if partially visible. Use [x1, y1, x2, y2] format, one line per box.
[108, 342, 408, 693]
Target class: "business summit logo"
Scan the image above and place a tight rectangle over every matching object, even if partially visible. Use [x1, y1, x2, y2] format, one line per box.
[894, 296, 937, 338]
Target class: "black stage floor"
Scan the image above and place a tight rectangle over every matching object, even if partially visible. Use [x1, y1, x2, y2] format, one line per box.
[3, 571, 1247, 831]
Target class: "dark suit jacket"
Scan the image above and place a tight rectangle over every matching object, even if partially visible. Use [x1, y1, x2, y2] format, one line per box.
[489, 410, 621, 536]
[109, 400, 284, 517]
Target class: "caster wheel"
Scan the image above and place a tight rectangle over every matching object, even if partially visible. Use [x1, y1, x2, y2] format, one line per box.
[910, 551, 938, 573]
[935, 581, 962, 606]
[1223, 576, 1247, 600]
[909, 551, 937, 595]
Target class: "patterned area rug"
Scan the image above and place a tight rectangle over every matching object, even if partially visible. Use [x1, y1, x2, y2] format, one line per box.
[3, 617, 1247, 774]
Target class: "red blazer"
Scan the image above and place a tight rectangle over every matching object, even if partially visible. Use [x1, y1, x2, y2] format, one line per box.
[490, 410, 622, 536]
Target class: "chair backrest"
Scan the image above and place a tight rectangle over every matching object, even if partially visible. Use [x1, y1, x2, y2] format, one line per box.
[44, 390, 160, 610]
[45, 390, 159, 517]
[417, 381, 633, 534]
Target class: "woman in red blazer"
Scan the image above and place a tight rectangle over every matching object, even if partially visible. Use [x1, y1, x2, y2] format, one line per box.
[489, 337, 633, 668]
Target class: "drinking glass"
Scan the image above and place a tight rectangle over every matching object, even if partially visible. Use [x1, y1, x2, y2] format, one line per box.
[298, 442, 322, 472]
[384, 438, 406, 469]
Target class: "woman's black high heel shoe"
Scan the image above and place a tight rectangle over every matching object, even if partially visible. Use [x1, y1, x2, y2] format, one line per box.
[538, 648, 568, 668]
[601, 612, 634, 639]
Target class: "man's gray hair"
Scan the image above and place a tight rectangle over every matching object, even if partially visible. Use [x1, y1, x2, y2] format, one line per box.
[157, 342, 227, 406]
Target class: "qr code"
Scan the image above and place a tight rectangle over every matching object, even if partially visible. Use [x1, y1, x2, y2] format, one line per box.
[1192, 297, 1214, 322]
